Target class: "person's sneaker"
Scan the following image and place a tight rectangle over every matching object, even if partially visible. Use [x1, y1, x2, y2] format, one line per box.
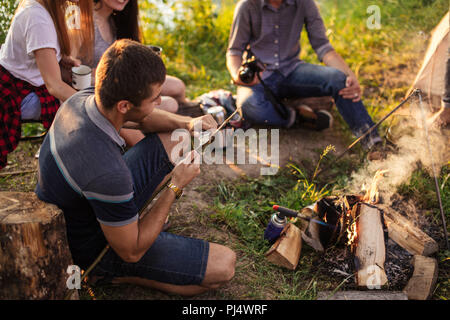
[295, 105, 333, 131]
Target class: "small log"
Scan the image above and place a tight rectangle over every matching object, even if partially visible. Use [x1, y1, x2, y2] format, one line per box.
[317, 291, 408, 300]
[301, 218, 324, 252]
[284, 96, 334, 111]
[0, 192, 76, 299]
[353, 203, 388, 288]
[383, 208, 438, 256]
[265, 223, 302, 270]
[403, 255, 438, 300]
[298, 207, 324, 252]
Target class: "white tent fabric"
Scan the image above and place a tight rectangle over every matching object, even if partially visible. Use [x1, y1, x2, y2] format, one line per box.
[410, 12, 449, 104]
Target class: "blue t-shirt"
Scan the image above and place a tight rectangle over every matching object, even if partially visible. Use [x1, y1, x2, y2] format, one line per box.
[35, 88, 138, 269]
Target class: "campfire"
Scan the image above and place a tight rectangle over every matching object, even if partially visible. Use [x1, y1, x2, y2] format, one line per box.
[294, 170, 439, 299]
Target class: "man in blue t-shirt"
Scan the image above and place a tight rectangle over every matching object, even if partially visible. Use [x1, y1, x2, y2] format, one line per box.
[36, 39, 236, 296]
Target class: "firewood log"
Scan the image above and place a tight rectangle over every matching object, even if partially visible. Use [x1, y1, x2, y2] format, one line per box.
[382, 208, 438, 256]
[317, 290, 408, 300]
[353, 203, 388, 288]
[0, 192, 76, 299]
[403, 255, 438, 300]
[265, 223, 302, 270]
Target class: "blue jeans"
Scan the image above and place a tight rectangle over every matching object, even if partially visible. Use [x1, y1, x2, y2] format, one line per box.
[20, 92, 41, 120]
[237, 63, 381, 148]
[91, 134, 210, 286]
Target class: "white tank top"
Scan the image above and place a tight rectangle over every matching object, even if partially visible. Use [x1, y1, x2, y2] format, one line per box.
[0, 0, 61, 87]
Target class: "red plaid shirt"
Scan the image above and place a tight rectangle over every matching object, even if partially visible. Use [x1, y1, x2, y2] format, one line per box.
[0, 65, 60, 169]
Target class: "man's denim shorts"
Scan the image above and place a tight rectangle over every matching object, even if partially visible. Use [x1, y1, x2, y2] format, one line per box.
[93, 232, 209, 286]
[91, 133, 209, 286]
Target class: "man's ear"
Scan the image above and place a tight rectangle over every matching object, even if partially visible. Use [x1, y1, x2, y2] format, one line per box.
[116, 100, 132, 114]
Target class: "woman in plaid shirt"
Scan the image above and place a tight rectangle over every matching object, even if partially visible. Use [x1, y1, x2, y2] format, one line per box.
[0, 0, 93, 169]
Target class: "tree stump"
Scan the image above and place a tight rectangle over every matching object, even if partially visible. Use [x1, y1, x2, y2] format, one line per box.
[284, 96, 334, 111]
[0, 192, 76, 299]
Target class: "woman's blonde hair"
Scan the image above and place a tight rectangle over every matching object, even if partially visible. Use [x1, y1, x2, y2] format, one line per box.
[17, 0, 94, 61]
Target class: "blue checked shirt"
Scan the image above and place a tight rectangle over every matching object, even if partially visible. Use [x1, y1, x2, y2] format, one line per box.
[227, 0, 334, 79]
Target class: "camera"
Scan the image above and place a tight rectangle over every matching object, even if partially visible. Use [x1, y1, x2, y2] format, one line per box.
[239, 50, 264, 84]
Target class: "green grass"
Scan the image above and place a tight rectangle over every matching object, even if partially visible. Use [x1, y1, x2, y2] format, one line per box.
[211, 162, 336, 299]
[1, 0, 448, 300]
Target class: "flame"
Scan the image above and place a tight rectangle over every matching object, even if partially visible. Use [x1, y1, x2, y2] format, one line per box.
[345, 170, 388, 247]
[361, 169, 389, 204]
[346, 219, 358, 246]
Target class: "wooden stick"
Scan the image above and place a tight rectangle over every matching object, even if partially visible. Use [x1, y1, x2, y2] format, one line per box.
[0, 170, 36, 177]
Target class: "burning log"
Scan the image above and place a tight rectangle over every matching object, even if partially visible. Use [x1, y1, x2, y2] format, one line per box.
[352, 203, 388, 289]
[403, 255, 438, 300]
[382, 208, 438, 256]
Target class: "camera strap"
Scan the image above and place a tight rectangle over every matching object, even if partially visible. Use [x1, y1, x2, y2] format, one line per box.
[256, 72, 290, 120]
[243, 47, 289, 120]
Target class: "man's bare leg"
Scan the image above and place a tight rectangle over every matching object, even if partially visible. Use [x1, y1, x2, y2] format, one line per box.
[111, 243, 236, 296]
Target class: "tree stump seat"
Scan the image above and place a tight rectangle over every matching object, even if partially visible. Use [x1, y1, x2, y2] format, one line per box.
[0, 192, 76, 299]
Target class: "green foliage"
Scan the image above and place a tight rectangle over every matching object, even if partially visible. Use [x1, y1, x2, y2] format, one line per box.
[21, 122, 46, 138]
[0, 0, 18, 44]
[313, 0, 449, 118]
[398, 162, 450, 222]
[212, 159, 330, 255]
[140, 0, 236, 97]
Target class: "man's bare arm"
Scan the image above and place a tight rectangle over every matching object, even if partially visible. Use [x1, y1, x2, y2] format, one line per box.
[133, 108, 192, 133]
[125, 109, 218, 134]
[322, 50, 362, 102]
[100, 186, 176, 263]
[100, 151, 201, 263]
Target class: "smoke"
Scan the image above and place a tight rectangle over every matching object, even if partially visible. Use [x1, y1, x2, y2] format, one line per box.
[346, 101, 449, 204]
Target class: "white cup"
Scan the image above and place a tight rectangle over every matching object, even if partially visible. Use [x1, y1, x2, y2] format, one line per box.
[146, 45, 163, 56]
[72, 65, 92, 90]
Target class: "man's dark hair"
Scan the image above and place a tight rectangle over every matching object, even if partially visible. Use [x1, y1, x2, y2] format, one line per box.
[95, 39, 166, 109]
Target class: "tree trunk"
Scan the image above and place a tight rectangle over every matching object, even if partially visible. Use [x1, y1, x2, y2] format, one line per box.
[0, 192, 76, 299]
[353, 203, 388, 288]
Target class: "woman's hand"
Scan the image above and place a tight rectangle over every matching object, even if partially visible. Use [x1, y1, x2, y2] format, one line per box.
[59, 55, 81, 84]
